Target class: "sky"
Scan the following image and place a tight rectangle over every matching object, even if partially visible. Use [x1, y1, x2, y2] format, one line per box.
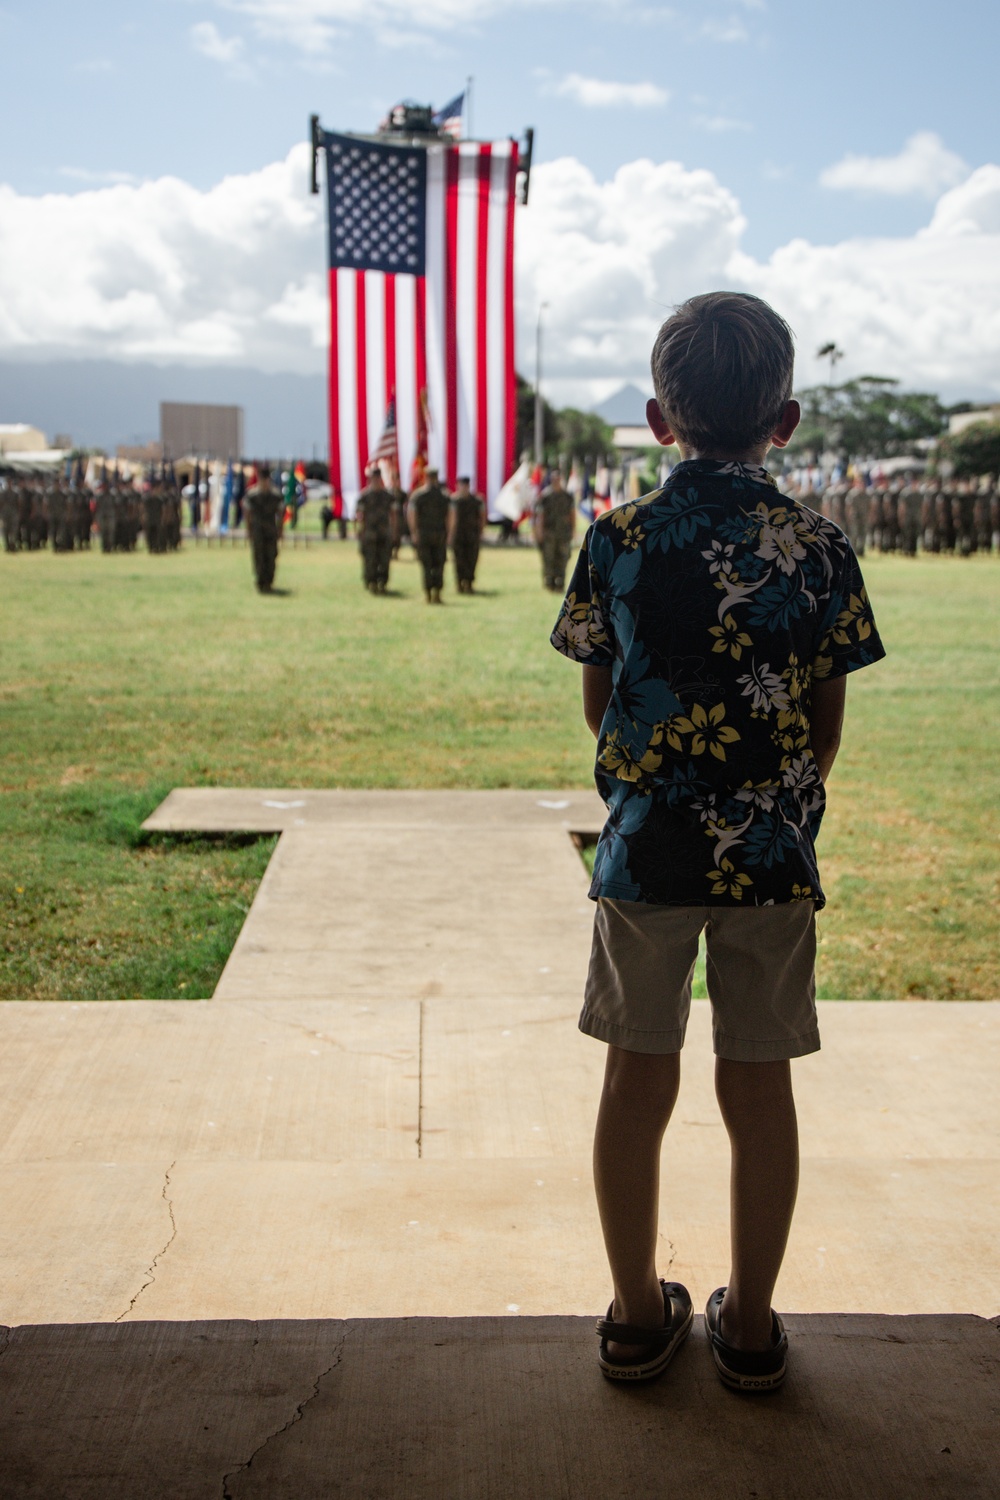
[1, 0, 998, 410]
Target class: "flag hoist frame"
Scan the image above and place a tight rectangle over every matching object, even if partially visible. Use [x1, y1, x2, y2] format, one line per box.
[310, 115, 532, 511]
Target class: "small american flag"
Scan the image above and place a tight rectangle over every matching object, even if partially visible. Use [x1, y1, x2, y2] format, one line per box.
[322, 128, 518, 513]
[432, 93, 465, 141]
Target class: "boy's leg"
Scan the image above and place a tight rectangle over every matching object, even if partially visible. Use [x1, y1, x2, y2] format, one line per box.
[705, 903, 817, 1354]
[593, 1044, 681, 1354]
[715, 1058, 799, 1351]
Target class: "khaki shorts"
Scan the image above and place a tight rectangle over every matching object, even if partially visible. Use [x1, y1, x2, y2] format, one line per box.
[581, 899, 819, 1062]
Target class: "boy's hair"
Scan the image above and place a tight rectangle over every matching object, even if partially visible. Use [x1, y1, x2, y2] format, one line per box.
[650, 292, 794, 455]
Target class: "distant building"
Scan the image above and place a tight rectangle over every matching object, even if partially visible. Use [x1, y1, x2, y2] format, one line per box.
[160, 402, 243, 460]
[612, 424, 655, 452]
[117, 440, 164, 463]
[949, 406, 1000, 437]
[0, 422, 47, 455]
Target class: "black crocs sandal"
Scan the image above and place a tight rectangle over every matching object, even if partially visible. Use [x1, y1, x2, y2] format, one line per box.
[704, 1286, 787, 1393]
[596, 1280, 693, 1382]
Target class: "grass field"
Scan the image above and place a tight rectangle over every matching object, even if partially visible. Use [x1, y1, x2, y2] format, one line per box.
[1, 537, 996, 1002]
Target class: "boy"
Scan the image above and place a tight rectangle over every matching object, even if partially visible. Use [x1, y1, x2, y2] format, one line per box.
[550, 292, 884, 1391]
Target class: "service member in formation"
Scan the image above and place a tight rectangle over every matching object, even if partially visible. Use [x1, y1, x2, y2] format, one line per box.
[898, 472, 923, 556]
[355, 466, 396, 593]
[144, 478, 164, 554]
[534, 469, 576, 591]
[1, 481, 18, 551]
[448, 475, 486, 593]
[408, 466, 450, 603]
[390, 480, 410, 557]
[243, 462, 283, 592]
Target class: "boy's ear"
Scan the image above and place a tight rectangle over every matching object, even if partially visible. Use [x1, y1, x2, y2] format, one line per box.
[769, 399, 801, 450]
[646, 398, 676, 448]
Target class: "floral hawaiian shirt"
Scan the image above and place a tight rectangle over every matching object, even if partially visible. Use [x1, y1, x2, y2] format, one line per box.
[550, 459, 885, 908]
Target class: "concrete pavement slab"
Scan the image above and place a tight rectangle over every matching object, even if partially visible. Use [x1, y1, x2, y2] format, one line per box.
[0, 1315, 996, 1500]
[0, 1000, 419, 1164]
[4, 1152, 993, 1326]
[142, 787, 608, 834]
[213, 825, 593, 1001]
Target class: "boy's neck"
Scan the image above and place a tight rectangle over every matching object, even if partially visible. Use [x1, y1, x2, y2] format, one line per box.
[675, 442, 771, 468]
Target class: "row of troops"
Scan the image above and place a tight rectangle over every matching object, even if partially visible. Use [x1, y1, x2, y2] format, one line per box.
[1, 479, 185, 555]
[354, 468, 487, 602]
[792, 476, 999, 556]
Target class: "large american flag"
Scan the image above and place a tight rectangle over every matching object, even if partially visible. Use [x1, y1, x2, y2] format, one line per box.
[321, 130, 519, 510]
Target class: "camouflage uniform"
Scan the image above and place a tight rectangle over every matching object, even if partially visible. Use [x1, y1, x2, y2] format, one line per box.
[535, 483, 576, 590]
[96, 487, 115, 553]
[1, 483, 17, 551]
[391, 486, 410, 556]
[144, 486, 164, 554]
[244, 478, 283, 592]
[409, 476, 451, 602]
[953, 481, 977, 556]
[898, 478, 922, 556]
[356, 479, 395, 592]
[845, 480, 869, 556]
[450, 488, 485, 592]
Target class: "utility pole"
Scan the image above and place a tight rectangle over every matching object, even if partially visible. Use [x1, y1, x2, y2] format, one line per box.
[534, 302, 548, 467]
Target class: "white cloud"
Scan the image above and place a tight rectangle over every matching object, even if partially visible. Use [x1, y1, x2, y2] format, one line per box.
[217, 0, 572, 49]
[191, 20, 246, 64]
[701, 16, 749, 42]
[0, 147, 998, 401]
[694, 114, 751, 133]
[551, 74, 669, 109]
[820, 132, 969, 199]
[0, 146, 325, 371]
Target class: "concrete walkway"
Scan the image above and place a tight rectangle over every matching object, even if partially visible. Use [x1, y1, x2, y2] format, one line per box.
[1, 789, 997, 1497]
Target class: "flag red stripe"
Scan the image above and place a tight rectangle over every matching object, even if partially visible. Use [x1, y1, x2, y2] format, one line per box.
[328, 268, 341, 495]
[355, 270, 368, 476]
[384, 273, 396, 412]
[415, 275, 427, 426]
[475, 144, 492, 495]
[504, 146, 519, 485]
[444, 147, 460, 489]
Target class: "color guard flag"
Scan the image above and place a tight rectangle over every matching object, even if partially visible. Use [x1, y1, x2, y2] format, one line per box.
[321, 129, 519, 512]
[432, 93, 465, 141]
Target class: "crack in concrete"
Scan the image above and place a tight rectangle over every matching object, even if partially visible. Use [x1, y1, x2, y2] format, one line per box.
[221, 1330, 351, 1499]
[417, 1000, 425, 1158]
[235, 1004, 414, 1064]
[114, 1161, 178, 1323]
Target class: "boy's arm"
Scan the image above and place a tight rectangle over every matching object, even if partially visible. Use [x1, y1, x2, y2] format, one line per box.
[810, 676, 847, 783]
[582, 664, 614, 739]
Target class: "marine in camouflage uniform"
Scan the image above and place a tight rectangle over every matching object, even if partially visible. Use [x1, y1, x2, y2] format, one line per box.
[1, 482, 17, 551]
[355, 469, 396, 593]
[534, 473, 576, 591]
[391, 484, 410, 557]
[448, 476, 485, 593]
[975, 476, 995, 554]
[243, 464, 283, 592]
[898, 474, 923, 556]
[48, 480, 68, 552]
[408, 468, 451, 603]
[953, 479, 978, 556]
[845, 478, 869, 556]
[144, 482, 164, 554]
[163, 484, 181, 551]
[96, 485, 115, 553]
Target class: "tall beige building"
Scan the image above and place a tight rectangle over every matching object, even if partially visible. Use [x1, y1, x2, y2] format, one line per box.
[0, 423, 47, 455]
[160, 402, 243, 460]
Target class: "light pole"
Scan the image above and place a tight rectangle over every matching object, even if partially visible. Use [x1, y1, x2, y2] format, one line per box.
[534, 301, 549, 468]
